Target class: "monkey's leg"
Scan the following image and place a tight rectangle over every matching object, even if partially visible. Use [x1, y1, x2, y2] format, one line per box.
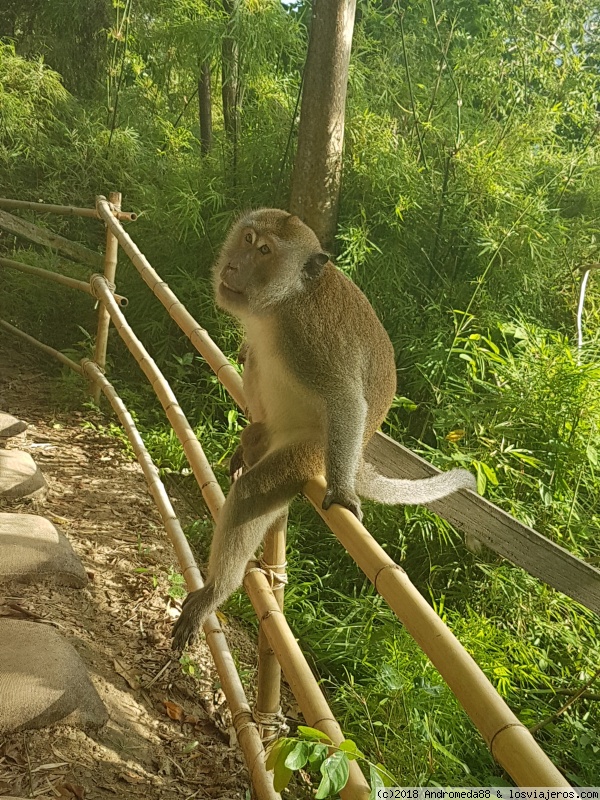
[172, 440, 322, 649]
[321, 393, 367, 520]
[229, 422, 270, 482]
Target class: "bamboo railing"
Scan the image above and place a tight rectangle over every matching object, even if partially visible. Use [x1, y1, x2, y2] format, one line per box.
[0, 192, 574, 794]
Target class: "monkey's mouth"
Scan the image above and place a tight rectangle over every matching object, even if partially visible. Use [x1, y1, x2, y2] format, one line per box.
[220, 280, 243, 296]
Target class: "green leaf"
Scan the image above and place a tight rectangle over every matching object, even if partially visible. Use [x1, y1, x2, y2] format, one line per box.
[315, 751, 350, 798]
[284, 741, 311, 770]
[587, 444, 598, 466]
[297, 725, 333, 744]
[474, 462, 487, 495]
[374, 763, 396, 786]
[265, 738, 290, 772]
[480, 462, 499, 485]
[265, 738, 295, 791]
[273, 763, 292, 793]
[307, 743, 329, 768]
[339, 740, 365, 761]
[369, 764, 385, 800]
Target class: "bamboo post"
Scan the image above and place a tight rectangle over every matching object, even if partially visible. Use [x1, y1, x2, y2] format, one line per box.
[254, 513, 288, 743]
[92, 191, 121, 403]
[0, 257, 128, 306]
[244, 566, 370, 800]
[0, 197, 136, 221]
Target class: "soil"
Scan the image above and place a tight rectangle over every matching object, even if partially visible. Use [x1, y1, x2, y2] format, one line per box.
[0, 338, 258, 800]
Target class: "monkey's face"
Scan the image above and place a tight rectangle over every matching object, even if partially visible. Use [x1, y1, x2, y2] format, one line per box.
[214, 209, 329, 317]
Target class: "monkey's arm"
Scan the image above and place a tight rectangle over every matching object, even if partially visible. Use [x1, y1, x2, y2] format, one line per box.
[321, 390, 367, 521]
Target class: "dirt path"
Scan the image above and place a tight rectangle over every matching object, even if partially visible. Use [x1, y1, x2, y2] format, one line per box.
[0, 339, 252, 800]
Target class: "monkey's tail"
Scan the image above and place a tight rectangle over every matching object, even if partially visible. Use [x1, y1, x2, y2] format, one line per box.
[356, 461, 476, 505]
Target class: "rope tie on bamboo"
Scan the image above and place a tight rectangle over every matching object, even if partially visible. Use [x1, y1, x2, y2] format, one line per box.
[245, 557, 288, 590]
[252, 707, 289, 744]
[231, 705, 263, 741]
[90, 273, 116, 298]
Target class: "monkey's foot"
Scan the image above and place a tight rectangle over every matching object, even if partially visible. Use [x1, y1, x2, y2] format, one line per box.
[322, 487, 363, 522]
[171, 587, 215, 651]
[229, 445, 245, 483]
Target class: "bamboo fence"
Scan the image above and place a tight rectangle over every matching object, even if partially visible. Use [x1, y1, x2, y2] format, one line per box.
[91, 198, 571, 787]
[1, 192, 573, 792]
[0, 196, 136, 221]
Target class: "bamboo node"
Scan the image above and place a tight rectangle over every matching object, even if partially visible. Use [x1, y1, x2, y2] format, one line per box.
[252, 707, 289, 744]
[373, 562, 405, 592]
[216, 362, 238, 381]
[489, 721, 527, 752]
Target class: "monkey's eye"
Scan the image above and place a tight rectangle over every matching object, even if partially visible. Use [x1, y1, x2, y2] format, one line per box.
[259, 244, 270, 255]
[245, 232, 252, 244]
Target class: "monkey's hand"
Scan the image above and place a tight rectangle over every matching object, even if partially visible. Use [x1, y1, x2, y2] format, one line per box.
[172, 588, 214, 651]
[322, 486, 363, 522]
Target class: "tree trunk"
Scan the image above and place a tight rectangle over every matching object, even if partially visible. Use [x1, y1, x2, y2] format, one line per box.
[289, 0, 357, 252]
[198, 60, 213, 154]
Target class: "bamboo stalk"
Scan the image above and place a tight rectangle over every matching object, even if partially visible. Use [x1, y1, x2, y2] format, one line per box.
[0, 257, 128, 306]
[303, 475, 569, 787]
[0, 319, 84, 374]
[244, 566, 370, 800]
[0, 197, 136, 221]
[0, 208, 103, 269]
[255, 513, 288, 742]
[79, 360, 278, 800]
[92, 191, 121, 403]
[95, 196, 246, 410]
[0, 317, 279, 799]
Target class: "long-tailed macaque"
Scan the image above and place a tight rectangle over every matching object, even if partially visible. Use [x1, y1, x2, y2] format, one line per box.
[172, 209, 475, 648]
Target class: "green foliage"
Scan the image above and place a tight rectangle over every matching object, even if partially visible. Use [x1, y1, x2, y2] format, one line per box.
[265, 727, 392, 799]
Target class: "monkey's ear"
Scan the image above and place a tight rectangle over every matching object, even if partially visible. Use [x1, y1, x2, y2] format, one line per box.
[303, 252, 329, 279]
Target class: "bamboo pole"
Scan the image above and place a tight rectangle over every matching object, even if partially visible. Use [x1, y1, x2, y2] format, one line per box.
[0, 257, 128, 306]
[0, 319, 85, 373]
[95, 196, 246, 410]
[0, 208, 103, 269]
[92, 191, 121, 404]
[91, 205, 568, 785]
[89, 275, 224, 517]
[303, 476, 569, 787]
[0, 318, 279, 799]
[254, 513, 287, 742]
[79, 361, 278, 800]
[0, 197, 136, 222]
[244, 566, 370, 800]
